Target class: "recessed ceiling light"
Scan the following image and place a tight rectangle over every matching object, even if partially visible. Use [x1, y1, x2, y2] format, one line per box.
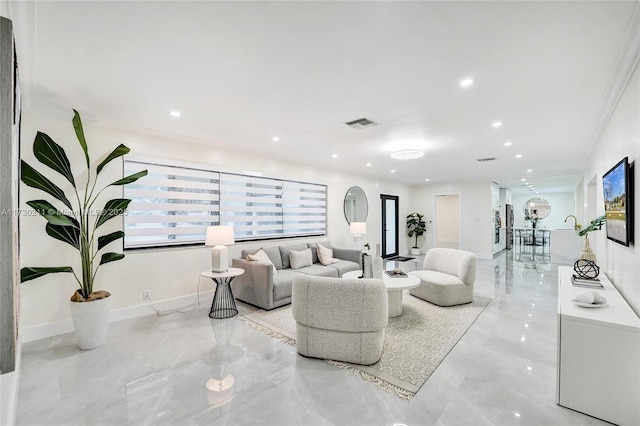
[272, 136, 280, 142]
[515, 154, 523, 158]
[459, 78, 473, 87]
[331, 154, 338, 159]
[425, 178, 430, 182]
[390, 169, 396, 173]
[504, 141, 512, 147]
[390, 149, 424, 160]
[527, 169, 533, 173]
[366, 163, 372, 167]
[492, 121, 503, 128]
[170, 110, 181, 117]
[521, 178, 526, 181]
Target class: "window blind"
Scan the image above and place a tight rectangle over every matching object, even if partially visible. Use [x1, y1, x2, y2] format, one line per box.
[124, 161, 219, 248]
[124, 160, 327, 248]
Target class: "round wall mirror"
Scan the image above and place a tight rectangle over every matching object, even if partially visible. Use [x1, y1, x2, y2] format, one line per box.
[344, 186, 368, 223]
[523, 197, 551, 220]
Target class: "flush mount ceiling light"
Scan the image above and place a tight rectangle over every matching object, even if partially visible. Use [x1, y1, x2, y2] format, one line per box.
[331, 154, 338, 159]
[504, 141, 512, 146]
[459, 78, 473, 87]
[527, 169, 533, 173]
[515, 154, 523, 158]
[170, 110, 181, 117]
[390, 149, 424, 160]
[492, 121, 503, 128]
[272, 136, 280, 142]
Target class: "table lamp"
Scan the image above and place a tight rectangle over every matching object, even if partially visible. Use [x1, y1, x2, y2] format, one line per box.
[205, 225, 235, 272]
[349, 222, 367, 249]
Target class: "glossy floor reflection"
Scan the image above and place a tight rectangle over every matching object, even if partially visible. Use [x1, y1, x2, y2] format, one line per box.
[17, 250, 607, 425]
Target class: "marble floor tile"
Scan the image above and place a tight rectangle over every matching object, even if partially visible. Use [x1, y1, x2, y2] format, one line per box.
[17, 249, 608, 425]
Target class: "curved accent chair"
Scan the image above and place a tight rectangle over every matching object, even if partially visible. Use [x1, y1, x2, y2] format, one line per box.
[409, 248, 477, 306]
[292, 275, 388, 365]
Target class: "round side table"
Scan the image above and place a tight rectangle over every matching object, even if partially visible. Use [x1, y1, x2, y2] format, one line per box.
[201, 268, 245, 319]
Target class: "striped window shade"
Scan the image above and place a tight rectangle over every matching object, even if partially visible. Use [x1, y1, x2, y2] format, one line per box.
[282, 181, 327, 237]
[123, 160, 327, 249]
[124, 161, 220, 248]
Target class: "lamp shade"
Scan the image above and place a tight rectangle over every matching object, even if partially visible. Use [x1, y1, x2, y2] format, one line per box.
[349, 222, 367, 236]
[205, 225, 235, 247]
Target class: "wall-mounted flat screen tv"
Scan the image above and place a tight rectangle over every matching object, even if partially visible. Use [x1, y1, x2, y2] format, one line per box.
[602, 157, 633, 246]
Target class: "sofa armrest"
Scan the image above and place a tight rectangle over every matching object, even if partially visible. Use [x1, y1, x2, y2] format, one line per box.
[333, 247, 362, 266]
[231, 258, 275, 309]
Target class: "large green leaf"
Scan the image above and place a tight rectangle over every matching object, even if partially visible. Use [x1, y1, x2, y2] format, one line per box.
[109, 170, 148, 186]
[26, 200, 78, 227]
[96, 144, 130, 175]
[95, 198, 131, 228]
[98, 231, 124, 250]
[20, 266, 74, 283]
[72, 109, 90, 169]
[21, 161, 73, 210]
[46, 222, 80, 249]
[33, 131, 76, 187]
[99, 252, 125, 266]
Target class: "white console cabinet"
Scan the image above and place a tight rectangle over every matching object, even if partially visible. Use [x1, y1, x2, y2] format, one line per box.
[557, 266, 640, 425]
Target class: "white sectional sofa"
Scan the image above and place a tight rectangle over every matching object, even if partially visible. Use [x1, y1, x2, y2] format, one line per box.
[231, 241, 361, 310]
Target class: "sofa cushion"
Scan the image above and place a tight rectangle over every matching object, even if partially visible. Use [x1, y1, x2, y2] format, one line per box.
[295, 264, 339, 278]
[246, 248, 278, 274]
[307, 241, 332, 264]
[411, 270, 465, 286]
[317, 243, 340, 266]
[279, 243, 309, 269]
[272, 269, 300, 301]
[242, 247, 283, 270]
[290, 248, 313, 270]
[326, 260, 360, 277]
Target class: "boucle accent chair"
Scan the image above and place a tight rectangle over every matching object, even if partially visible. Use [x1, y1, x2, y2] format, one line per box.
[292, 275, 388, 365]
[409, 248, 477, 306]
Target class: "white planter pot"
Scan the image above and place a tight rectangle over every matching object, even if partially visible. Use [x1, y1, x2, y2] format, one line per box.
[410, 248, 421, 255]
[69, 296, 112, 350]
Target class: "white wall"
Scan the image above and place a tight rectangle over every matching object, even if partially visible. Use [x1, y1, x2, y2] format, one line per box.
[411, 182, 493, 258]
[584, 61, 639, 316]
[18, 112, 414, 339]
[511, 192, 576, 230]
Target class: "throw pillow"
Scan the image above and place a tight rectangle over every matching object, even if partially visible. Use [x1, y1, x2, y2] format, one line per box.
[247, 248, 278, 274]
[317, 243, 340, 266]
[289, 248, 313, 270]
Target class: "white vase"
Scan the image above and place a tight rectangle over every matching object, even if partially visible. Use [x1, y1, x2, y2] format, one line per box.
[579, 236, 596, 262]
[69, 296, 112, 350]
[373, 244, 383, 279]
[411, 247, 421, 256]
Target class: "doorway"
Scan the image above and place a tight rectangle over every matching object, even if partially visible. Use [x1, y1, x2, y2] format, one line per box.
[380, 194, 399, 258]
[435, 194, 461, 249]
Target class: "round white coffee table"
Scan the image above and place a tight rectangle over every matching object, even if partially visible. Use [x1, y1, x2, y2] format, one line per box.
[343, 270, 420, 317]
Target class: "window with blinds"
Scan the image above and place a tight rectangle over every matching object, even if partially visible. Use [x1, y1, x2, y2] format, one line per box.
[123, 160, 327, 249]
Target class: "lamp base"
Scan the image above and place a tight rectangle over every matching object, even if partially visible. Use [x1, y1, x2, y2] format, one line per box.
[212, 246, 229, 273]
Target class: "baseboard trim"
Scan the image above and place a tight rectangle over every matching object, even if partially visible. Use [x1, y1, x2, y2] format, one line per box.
[20, 290, 214, 343]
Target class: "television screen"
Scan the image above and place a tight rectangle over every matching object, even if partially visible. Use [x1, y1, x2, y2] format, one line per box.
[602, 157, 632, 246]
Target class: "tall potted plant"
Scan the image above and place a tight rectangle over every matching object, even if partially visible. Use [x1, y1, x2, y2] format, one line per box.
[406, 212, 427, 255]
[20, 109, 147, 349]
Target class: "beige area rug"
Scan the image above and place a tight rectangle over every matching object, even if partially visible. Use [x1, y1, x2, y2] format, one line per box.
[240, 295, 492, 400]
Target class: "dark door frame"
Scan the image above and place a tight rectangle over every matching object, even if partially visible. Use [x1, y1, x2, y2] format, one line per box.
[380, 194, 399, 258]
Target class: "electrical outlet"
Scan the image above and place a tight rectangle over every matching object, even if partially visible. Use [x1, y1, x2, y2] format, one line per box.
[143, 290, 151, 300]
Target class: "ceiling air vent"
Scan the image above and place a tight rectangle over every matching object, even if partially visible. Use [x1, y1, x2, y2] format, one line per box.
[345, 118, 378, 130]
[476, 157, 496, 162]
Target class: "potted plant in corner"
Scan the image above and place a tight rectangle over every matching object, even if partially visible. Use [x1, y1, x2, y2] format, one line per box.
[20, 109, 147, 350]
[578, 215, 606, 262]
[406, 212, 427, 255]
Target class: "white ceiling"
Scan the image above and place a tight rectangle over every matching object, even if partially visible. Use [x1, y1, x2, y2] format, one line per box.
[9, 1, 640, 194]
